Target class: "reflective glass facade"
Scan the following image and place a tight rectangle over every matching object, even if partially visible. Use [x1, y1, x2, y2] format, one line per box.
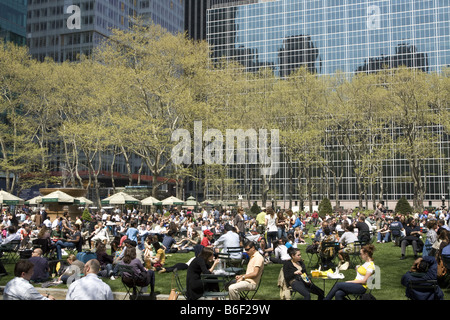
[27, 0, 185, 62]
[0, 0, 27, 45]
[206, 0, 450, 209]
[208, 0, 449, 77]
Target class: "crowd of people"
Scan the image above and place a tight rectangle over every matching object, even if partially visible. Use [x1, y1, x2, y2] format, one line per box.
[1, 201, 450, 300]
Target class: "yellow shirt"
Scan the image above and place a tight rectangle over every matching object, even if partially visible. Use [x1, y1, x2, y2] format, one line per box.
[155, 248, 166, 265]
[355, 261, 375, 288]
[256, 212, 266, 226]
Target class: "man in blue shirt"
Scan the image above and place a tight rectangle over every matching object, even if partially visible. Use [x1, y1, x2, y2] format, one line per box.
[126, 221, 139, 243]
[315, 221, 328, 242]
[162, 231, 177, 253]
[389, 216, 404, 246]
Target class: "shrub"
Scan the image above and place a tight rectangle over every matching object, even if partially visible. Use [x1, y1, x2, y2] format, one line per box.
[250, 201, 261, 215]
[318, 197, 333, 218]
[395, 197, 412, 214]
[81, 208, 92, 222]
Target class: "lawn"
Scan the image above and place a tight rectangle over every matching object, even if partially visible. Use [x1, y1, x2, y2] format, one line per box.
[1, 236, 449, 300]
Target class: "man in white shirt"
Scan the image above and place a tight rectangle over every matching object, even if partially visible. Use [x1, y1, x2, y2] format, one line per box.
[214, 224, 241, 259]
[43, 217, 52, 229]
[3, 260, 55, 300]
[66, 259, 113, 300]
[1, 226, 21, 245]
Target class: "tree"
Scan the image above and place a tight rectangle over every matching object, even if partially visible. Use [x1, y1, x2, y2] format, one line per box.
[81, 208, 92, 222]
[318, 197, 333, 218]
[250, 201, 261, 215]
[395, 197, 413, 215]
[93, 19, 212, 198]
[385, 67, 441, 211]
[276, 67, 327, 212]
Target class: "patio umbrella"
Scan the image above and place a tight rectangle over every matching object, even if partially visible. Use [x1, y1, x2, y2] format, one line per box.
[184, 196, 199, 207]
[40, 190, 79, 204]
[25, 195, 42, 206]
[141, 196, 162, 206]
[0, 190, 24, 205]
[201, 199, 215, 206]
[213, 200, 226, 207]
[101, 192, 141, 205]
[161, 196, 185, 206]
[75, 197, 93, 206]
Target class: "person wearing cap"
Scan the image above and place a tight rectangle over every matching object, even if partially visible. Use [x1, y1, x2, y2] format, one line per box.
[201, 229, 214, 248]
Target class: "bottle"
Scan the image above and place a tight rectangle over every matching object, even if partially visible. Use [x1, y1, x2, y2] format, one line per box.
[301, 273, 310, 283]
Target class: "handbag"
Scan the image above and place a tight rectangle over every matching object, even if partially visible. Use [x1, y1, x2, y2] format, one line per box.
[437, 257, 447, 278]
[168, 274, 179, 300]
[168, 288, 179, 300]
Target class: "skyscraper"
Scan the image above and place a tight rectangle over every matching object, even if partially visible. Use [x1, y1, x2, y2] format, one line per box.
[205, 0, 450, 209]
[0, 0, 27, 45]
[26, 0, 185, 62]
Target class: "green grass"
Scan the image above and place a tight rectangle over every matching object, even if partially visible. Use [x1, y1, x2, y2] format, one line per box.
[1, 237, 449, 300]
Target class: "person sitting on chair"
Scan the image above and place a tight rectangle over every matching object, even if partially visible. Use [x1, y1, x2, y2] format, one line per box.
[400, 256, 444, 300]
[228, 240, 264, 300]
[28, 248, 50, 283]
[185, 246, 221, 300]
[3, 260, 55, 300]
[337, 222, 358, 271]
[325, 244, 376, 300]
[400, 218, 423, 260]
[283, 247, 324, 300]
[55, 224, 81, 260]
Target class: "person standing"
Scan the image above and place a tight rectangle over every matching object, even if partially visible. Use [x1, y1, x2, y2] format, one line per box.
[234, 207, 246, 240]
[265, 207, 278, 248]
[66, 259, 114, 300]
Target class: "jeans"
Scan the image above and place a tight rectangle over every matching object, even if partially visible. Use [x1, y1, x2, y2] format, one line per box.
[267, 231, 278, 248]
[377, 232, 390, 242]
[324, 282, 366, 300]
[277, 227, 287, 240]
[291, 280, 324, 300]
[55, 240, 76, 260]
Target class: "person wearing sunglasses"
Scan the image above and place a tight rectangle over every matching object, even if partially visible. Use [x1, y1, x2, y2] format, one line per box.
[228, 241, 264, 300]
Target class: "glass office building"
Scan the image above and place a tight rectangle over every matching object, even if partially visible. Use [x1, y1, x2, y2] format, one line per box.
[0, 0, 27, 45]
[27, 0, 185, 62]
[206, 0, 450, 209]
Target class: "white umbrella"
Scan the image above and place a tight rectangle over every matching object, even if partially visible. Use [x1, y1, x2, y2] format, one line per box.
[184, 196, 199, 207]
[0, 190, 24, 205]
[141, 196, 162, 206]
[201, 199, 215, 206]
[40, 190, 79, 204]
[76, 197, 93, 205]
[161, 196, 185, 206]
[101, 192, 140, 205]
[25, 195, 42, 206]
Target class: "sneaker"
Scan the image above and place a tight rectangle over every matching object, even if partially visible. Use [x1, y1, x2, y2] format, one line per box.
[110, 275, 116, 280]
[339, 262, 349, 271]
[400, 255, 406, 260]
